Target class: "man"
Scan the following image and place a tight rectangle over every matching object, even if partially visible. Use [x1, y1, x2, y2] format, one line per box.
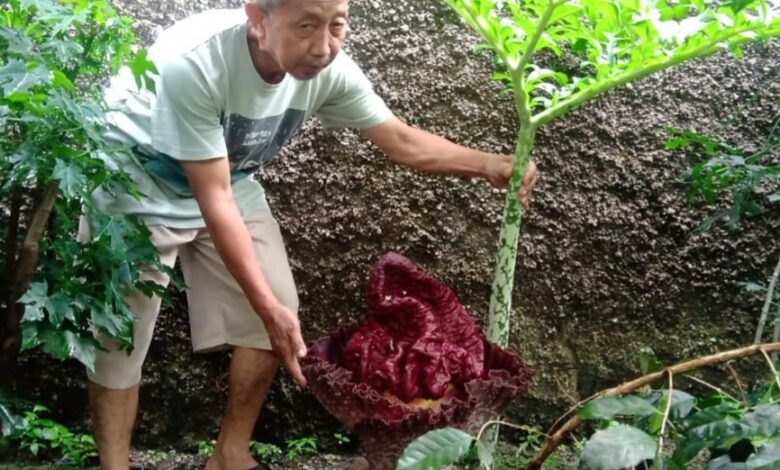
[86, 0, 538, 469]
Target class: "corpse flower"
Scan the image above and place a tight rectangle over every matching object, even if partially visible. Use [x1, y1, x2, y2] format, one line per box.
[301, 253, 532, 469]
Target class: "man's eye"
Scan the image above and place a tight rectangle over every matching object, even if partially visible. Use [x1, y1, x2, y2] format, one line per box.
[299, 24, 314, 30]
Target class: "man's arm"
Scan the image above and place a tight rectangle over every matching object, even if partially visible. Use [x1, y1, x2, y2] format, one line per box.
[182, 157, 307, 386]
[361, 116, 537, 205]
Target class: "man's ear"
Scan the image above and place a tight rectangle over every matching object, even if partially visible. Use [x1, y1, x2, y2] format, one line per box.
[244, 1, 269, 39]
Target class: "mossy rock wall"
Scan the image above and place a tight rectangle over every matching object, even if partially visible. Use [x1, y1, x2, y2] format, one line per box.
[16, 0, 780, 449]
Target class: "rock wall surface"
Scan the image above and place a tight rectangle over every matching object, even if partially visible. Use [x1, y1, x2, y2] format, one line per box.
[17, 0, 780, 449]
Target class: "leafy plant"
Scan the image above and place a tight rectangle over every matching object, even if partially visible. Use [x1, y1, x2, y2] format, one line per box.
[144, 448, 175, 459]
[14, 404, 97, 465]
[195, 439, 216, 456]
[576, 390, 780, 469]
[0, 0, 161, 378]
[285, 435, 318, 461]
[665, 108, 780, 233]
[399, 343, 780, 469]
[443, 0, 780, 350]
[750, 258, 780, 347]
[0, 389, 23, 438]
[250, 440, 283, 465]
[333, 432, 351, 446]
[665, 97, 780, 346]
[398, 2, 780, 469]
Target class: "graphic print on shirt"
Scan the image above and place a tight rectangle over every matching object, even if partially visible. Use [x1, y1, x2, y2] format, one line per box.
[223, 109, 305, 171]
[139, 108, 306, 198]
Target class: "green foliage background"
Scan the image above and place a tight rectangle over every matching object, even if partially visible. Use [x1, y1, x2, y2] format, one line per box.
[0, 0, 159, 435]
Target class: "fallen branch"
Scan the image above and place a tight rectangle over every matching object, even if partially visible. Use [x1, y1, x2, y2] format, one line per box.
[526, 342, 780, 470]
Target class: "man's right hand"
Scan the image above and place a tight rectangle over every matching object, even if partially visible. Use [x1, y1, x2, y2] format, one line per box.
[261, 302, 308, 387]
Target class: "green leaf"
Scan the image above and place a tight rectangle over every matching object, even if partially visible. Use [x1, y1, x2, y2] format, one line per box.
[396, 428, 473, 470]
[649, 390, 697, 420]
[579, 395, 657, 420]
[708, 454, 748, 469]
[21, 322, 41, 351]
[638, 347, 663, 375]
[90, 303, 127, 338]
[740, 405, 780, 438]
[477, 436, 494, 469]
[580, 425, 657, 470]
[126, 48, 158, 93]
[64, 330, 97, 372]
[747, 441, 780, 469]
[54, 158, 86, 198]
[688, 416, 743, 444]
[0, 401, 24, 437]
[0, 26, 35, 55]
[741, 282, 767, 292]
[51, 70, 74, 92]
[44, 291, 74, 328]
[19, 282, 48, 322]
[0, 60, 50, 95]
[39, 325, 70, 360]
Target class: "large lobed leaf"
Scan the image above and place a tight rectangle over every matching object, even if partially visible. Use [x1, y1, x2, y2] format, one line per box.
[396, 428, 473, 470]
[445, 0, 780, 121]
[580, 424, 657, 470]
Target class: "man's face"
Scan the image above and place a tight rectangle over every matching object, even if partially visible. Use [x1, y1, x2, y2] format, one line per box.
[250, 0, 350, 80]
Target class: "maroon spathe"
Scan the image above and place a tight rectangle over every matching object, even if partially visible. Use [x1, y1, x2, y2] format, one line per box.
[341, 252, 485, 402]
[301, 253, 533, 470]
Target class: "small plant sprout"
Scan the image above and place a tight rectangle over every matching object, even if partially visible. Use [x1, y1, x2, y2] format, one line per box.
[285, 435, 318, 461]
[249, 440, 283, 465]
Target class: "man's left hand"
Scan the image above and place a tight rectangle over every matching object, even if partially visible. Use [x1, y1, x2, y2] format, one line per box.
[486, 156, 538, 208]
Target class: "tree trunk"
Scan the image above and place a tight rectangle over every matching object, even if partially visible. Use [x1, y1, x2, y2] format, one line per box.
[0, 182, 59, 385]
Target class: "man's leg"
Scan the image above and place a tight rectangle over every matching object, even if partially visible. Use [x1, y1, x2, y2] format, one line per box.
[208, 347, 279, 470]
[88, 382, 140, 470]
[182, 211, 299, 470]
[81, 219, 188, 469]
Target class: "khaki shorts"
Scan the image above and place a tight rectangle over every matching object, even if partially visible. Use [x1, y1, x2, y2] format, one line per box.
[80, 211, 299, 390]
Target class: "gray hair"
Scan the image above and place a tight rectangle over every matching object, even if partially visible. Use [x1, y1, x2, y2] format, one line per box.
[253, 0, 284, 11]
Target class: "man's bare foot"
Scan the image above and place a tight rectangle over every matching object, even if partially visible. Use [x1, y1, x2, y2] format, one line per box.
[205, 448, 259, 470]
[349, 456, 370, 470]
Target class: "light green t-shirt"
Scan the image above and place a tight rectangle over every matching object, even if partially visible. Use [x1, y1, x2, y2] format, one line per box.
[93, 8, 392, 228]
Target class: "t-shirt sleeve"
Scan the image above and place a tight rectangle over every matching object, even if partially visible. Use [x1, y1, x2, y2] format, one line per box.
[316, 53, 392, 129]
[151, 57, 227, 160]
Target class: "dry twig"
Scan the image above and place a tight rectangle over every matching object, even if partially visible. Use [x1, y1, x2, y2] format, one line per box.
[526, 343, 780, 470]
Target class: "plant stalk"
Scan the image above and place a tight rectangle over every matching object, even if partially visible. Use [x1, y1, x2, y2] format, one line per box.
[2, 188, 21, 293]
[653, 371, 674, 470]
[754, 255, 780, 344]
[526, 342, 780, 470]
[487, 126, 535, 347]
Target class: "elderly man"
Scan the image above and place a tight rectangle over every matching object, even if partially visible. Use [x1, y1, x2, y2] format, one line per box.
[86, 0, 538, 468]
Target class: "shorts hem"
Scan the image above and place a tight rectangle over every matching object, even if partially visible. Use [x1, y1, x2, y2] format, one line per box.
[193, 337, 273, 354]
[86, 371, 142, 390]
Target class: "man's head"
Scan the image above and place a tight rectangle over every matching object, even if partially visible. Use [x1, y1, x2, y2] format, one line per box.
[245, 0, 350, 81]
[252, 0, 284, 11]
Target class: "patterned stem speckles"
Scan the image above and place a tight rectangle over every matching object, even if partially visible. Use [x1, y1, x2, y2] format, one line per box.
[488, 126, 536, 347]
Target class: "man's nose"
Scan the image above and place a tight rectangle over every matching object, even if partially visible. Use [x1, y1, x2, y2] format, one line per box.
[310, 29, 332, 58]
